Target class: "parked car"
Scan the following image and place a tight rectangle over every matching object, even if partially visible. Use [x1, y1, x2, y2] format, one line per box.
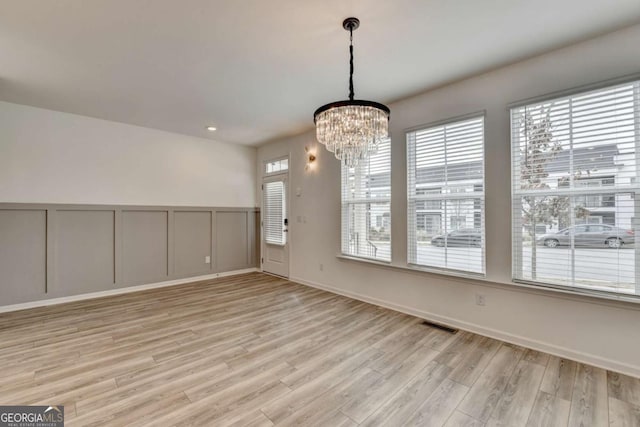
[431, 228, 482, 247]
[536, 224, 634, 248]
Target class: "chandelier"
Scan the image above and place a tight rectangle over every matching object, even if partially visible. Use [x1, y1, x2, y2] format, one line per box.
[313, 17, 390, 167]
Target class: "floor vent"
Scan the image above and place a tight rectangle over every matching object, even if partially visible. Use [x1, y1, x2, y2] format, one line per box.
[421, 320, 458, 334]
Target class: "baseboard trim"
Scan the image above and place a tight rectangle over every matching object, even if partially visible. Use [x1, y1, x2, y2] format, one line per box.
[290, 275, 640, 378]
[0, 268, 258, 314]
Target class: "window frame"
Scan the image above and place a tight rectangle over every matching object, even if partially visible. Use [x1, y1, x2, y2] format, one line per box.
[509, 77, 640, 300]
[406, 112, 487, 277]
[341, 138, 392, 263]
[264, 156, 289, 176]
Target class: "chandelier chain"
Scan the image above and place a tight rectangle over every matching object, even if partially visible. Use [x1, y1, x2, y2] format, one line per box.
[349, 28, 354, 101]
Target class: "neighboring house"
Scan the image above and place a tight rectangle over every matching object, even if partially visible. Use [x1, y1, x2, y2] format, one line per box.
[364, 143, 632, 239]
[544, 143, 635, 232]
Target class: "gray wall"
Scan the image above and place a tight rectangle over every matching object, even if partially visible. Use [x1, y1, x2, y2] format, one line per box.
[0, 203, 259, 306]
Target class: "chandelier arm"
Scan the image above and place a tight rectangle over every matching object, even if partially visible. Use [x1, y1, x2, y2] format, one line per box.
[349, 29, 354, 101]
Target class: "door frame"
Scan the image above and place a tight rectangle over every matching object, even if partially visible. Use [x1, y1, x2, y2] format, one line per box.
[261, 156, 290, 278]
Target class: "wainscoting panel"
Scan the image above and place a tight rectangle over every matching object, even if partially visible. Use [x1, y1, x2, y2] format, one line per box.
[0, 204, 259, 307]
[54, 210, 116, 296]
[251, 211, 260, 267]
[174, 211, 212, 277]
[0, 209, 47, 304]
[122, 210, 169, 286]
[216, 211, 249, 272]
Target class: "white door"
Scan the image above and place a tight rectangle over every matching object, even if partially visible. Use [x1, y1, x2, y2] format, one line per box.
[262, 176, 289, 277]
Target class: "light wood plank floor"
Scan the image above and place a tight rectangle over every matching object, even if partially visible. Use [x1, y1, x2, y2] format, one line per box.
[1, 272, 638, 426]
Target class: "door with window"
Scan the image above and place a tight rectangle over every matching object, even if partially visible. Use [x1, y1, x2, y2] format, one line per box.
[262, 175, 289, 277]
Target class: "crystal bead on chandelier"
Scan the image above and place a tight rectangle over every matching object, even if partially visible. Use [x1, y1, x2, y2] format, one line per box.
[313, 17, 390, 167]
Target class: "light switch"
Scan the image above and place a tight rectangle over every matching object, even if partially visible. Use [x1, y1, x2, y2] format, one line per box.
[296, 187, 302, 197]
[205, 256, 211, 264]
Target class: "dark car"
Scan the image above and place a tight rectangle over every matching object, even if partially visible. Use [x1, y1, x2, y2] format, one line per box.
[431, 228, 482, 247]
[536, 224, 635, 248]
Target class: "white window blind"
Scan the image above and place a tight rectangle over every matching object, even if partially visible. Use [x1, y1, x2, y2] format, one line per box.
[341, 138, 391, 261]
[407, 116, 485, 274]
[263, 180, 286, 245]
[511, 80, 640, 297]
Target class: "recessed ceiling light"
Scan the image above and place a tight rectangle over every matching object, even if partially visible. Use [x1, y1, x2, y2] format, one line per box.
[206, 126, 217, 132]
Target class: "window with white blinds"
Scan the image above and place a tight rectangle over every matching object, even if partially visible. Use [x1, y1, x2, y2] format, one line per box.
[407, 115, 485, 274]
[341, 138, 391, 261]
[263, 180, 286, 246]
[511, 80, 640, 297]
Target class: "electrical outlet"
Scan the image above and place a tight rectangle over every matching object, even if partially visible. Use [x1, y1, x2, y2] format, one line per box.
[475, 294, 486, 306]
[205, 256, 211, 264]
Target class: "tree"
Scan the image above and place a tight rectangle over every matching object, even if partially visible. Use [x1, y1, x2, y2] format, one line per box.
[518, 105, 590, 279]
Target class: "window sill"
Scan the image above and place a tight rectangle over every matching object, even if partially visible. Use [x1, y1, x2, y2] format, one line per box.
[337, 254, 392, 266]
[337, 254, 486, 280]
[335, 254, 640, 309]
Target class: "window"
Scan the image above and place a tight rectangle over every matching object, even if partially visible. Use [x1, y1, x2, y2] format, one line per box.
[407, 115, 485, 274]
[342, 138, 391, 261]
[574, 176, 616, 208]
[416, 188, 442, 210]
[451, 216, 466, 229]
[417, 213, 442, 234]
[265, 158, 288, 174]
[263, 180, 286, 245]
[511, 80, 640, 297]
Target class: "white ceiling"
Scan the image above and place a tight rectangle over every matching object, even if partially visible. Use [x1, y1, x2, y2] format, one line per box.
[1, 1, 639, 146]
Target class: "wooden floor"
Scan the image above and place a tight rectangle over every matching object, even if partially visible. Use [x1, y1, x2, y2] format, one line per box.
[0, 273, 638, 426]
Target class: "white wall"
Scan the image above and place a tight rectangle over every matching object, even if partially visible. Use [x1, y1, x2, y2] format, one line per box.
[258, 24, 640, 376]
[0, 101, 257, 207]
